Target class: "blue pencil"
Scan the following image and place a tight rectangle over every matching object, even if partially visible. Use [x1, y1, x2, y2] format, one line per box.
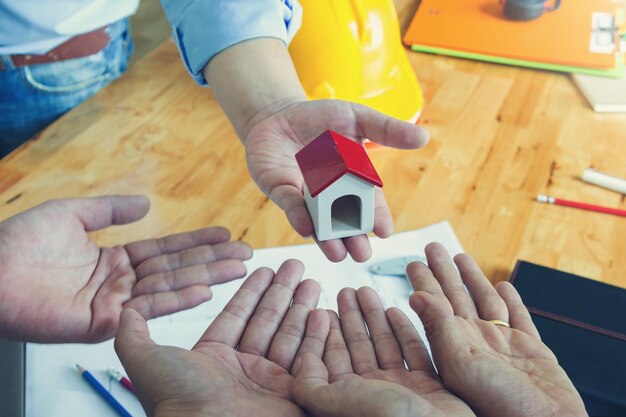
[76, 364, 133, 417]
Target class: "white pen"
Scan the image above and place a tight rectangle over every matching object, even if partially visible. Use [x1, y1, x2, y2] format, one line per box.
[581, 168, 626, 195]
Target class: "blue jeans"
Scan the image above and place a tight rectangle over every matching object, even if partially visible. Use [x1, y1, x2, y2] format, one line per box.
[0, 20, 133, 159]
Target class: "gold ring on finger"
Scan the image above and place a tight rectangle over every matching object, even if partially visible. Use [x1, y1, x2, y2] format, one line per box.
[487, 319, 510, 328]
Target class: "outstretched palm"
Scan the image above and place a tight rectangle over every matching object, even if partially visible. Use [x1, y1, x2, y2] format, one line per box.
[421, 314, 581, 417]
[0, 195, 251, 342]
[292, 287, 474, 417]
[116, 260, 326, 417]
[244, 99, 429, 263]
[408, 243, 587, 417]
[115, 340, 302, 417]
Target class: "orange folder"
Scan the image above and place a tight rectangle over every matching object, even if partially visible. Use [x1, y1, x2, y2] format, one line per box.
[403, 0, 621, 70]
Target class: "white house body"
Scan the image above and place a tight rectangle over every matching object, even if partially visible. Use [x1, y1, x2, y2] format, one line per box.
[303, 173, 375, 241]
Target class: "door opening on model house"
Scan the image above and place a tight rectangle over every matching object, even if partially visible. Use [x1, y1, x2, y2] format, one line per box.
[331, 194, 362, 234]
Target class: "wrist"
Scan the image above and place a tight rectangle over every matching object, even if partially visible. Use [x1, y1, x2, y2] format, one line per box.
[202, 37, 307, 141]
[238, 95, 305, 145]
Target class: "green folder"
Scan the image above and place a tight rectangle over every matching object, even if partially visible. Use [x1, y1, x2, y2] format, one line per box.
[411, 44, 625, 78]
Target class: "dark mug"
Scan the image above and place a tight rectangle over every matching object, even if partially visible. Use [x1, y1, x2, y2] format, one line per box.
[500, 0, 561, 21]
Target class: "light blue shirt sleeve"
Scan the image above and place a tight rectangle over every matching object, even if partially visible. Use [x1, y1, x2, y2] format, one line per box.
[160, 0, 302, 86]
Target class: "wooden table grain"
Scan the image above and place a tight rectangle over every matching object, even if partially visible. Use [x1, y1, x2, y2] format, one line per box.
[1, 1, 624, 288]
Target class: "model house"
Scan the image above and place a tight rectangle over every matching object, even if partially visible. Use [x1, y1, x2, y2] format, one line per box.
[295, 130, 383, 241]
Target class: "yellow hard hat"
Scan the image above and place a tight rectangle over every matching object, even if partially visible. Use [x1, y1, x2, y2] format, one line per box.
[289, 0, 423, 123]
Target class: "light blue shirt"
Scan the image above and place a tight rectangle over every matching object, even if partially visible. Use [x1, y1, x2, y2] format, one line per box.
[161, 0, 302, 85]
[0, 0, 302, 85]
[0, 1, 140, 54]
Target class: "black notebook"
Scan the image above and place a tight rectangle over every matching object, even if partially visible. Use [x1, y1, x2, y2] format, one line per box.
[0, 340, 24, 417]
[509, 261, 626, 417]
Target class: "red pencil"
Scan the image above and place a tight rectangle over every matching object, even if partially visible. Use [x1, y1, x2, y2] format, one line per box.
[536, 194, 626, 217]
[107, 368, 136, 395]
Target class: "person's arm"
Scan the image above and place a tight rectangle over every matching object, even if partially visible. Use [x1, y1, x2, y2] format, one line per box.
[203, 37, 305, 141]
[0, 195, 252, 343]
[291, 289, 475, 417]
[159, 0, 301, 88]
[159, 1, 429, 263]
[407, 243, 588, 417]
[115, 260, 324, 417]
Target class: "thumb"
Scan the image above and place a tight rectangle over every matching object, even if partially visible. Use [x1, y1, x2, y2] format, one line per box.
[269, 184, 314, 237]
[293, 351, 329, 383]
[293, 353, 394, 417]
[351, 103, 429, 150]
[409, 291, 453, 332]
[409, 291, 466, 375]
[292, 352, 339, 417]
[114, 308, 154, 365]
[64, 195, 150, 231]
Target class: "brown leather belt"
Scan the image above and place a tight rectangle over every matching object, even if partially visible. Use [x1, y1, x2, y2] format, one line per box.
[0, 27, 110, 71]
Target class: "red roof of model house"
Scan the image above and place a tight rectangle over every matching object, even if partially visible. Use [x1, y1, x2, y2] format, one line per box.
[295, 130, 383, 197]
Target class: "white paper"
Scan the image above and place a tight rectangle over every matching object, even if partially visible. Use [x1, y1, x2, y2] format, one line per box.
[25, 221, 463, 417]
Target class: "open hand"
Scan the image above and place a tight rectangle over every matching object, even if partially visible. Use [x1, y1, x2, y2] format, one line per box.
[291, 287, 474, 417]
[115, 259, 327, 417]
[407, 243, 587, 417]
[243, 99, 429, 263]
[0, 195, 252, 342]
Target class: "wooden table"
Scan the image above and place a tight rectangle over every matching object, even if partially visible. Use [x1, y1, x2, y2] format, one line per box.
[1, 1, 624, 288]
